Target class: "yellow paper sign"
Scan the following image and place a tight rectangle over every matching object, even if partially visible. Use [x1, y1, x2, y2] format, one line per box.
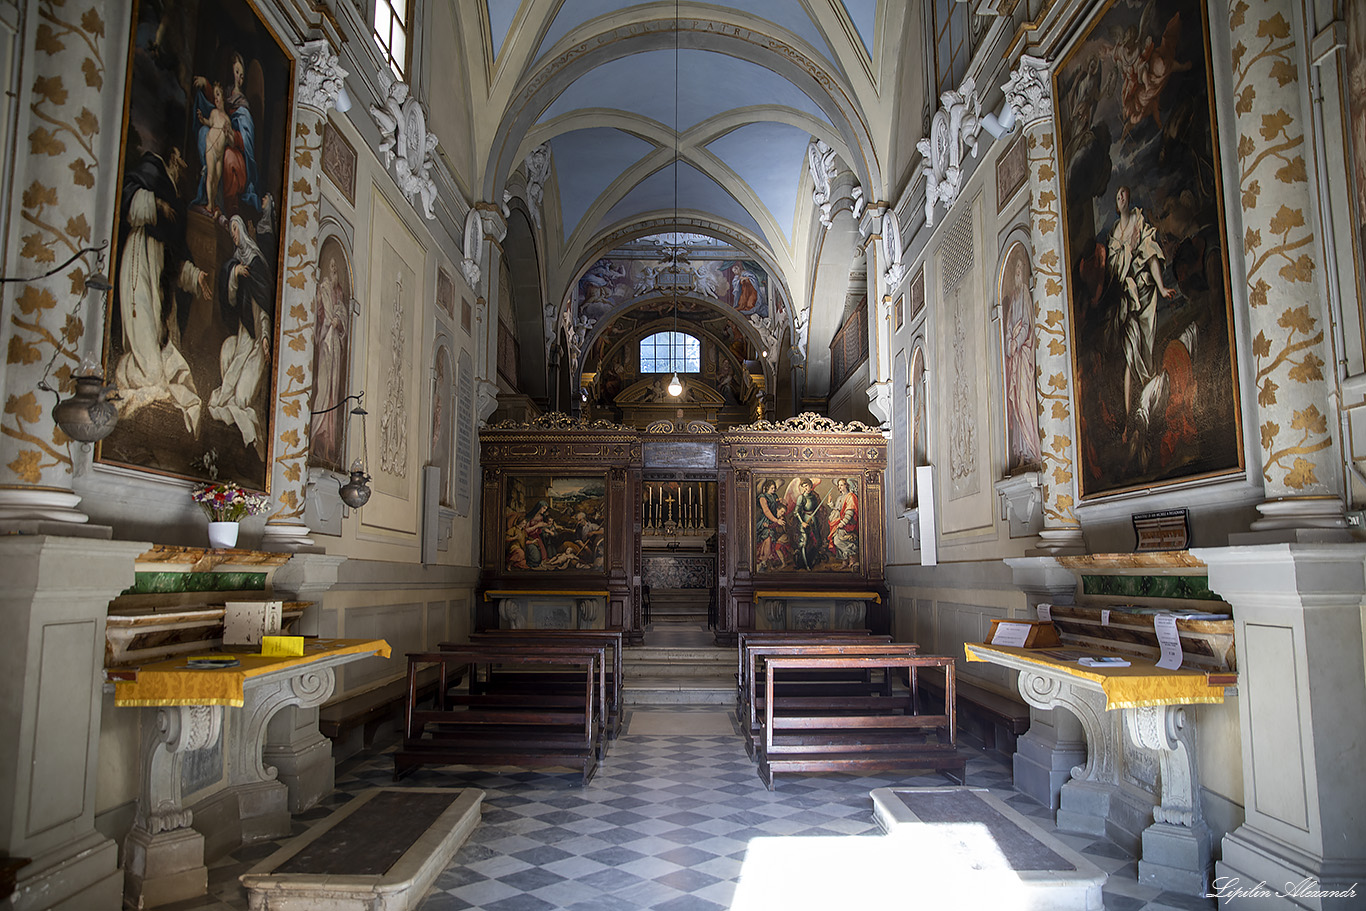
[261, 636, 304, 657]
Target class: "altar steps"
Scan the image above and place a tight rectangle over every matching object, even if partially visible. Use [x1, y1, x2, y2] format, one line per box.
[623, 626, 732, 704]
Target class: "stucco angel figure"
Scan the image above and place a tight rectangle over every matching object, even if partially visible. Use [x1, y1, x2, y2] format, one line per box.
[370, 70, 409, 169]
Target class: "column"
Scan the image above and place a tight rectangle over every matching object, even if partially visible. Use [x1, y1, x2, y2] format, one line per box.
[1228, 0, 1345, 536]
[0, 1, 125, 533]
[473, 205, 506, 425]
[0, 536, 149, 911]
[1012, 56, 1084, 554]
[1005, 556, 1087, 810]
[1193, 543, 1366, 909]
[863, 202, 894, 427]
[260, 41, 348, 552]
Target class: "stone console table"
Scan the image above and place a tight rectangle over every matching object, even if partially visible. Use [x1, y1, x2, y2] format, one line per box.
[966, 642, 1233, 894]
[112, 638, 390, 909]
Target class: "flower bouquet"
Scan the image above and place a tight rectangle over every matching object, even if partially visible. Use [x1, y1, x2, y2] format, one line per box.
[192, 483, 270, 549]
[191, 482, 271, 522]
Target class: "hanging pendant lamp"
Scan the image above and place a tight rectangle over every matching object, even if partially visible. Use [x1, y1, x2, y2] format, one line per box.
[667, 0, 683, 399]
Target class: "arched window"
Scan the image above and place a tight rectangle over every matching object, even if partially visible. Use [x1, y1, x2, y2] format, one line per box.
[639, 331, 700, 374]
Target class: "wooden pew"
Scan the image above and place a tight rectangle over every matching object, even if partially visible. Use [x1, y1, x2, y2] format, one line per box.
[394, 644, 605, 786]
[740, 640, 915, 759]
[735, 629, 874, 705]
[756, 654, 967, 790]
[460, 629, 624, 740]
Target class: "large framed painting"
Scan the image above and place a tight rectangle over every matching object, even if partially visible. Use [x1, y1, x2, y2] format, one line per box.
[505, 476, 607, 572]
[308, 232, 353, 472]
[1345, 2, 1366, 349]
[100, 0, 293, 489]
[1054, 0, 1241, 498]
[754, 475, 861, 573]
[999, 240, 1043, 475]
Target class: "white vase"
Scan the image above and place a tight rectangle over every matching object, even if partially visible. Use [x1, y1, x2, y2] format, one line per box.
[207, 521, 240, 549]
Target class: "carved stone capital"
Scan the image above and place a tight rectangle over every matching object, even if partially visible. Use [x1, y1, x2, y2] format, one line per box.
[296, 40, 347, 112]
[1003, 55, 1052, 127]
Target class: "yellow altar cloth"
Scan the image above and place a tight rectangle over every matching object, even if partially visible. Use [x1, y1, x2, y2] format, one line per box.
[965, 642, 1228, 711]
[113, 638, 391, 708]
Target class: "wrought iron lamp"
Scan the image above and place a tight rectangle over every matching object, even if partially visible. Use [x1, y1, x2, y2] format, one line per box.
[311, 391, 371, 508]
[0, 242, 119, 443]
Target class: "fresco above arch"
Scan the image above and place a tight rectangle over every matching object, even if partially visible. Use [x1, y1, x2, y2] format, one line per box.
[575, 256, 770, 322]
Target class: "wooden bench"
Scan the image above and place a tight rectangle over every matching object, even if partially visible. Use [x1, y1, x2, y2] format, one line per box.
[394, 644, 605, 786]
[757, 654, 967, 790]
[741, 641, 919, 759]
[319, 669, 446, 749]
[735, 629, 874, 704]
[460, 629, 624, 739]
[916, 667, 1030, 754]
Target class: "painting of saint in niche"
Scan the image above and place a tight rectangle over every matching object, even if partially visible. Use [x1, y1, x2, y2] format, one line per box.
[505, 477, 607, 572]
[101, 0, 292, 488]
[755, 476, 860, 573]
[1055, 0, 1241, 498]
[1000, 241, 1043, 475]
[309, 234, 352, 472]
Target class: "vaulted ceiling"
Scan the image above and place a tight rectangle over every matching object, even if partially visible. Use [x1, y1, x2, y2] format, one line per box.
[440, 1, 926, 402]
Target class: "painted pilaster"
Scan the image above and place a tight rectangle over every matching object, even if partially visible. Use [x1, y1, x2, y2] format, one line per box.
[1228, 0, 1344, 535]
[260, 41, 347, 552]
[1192, 543, 1366, 908]
[0, 1, 122, 531]
[1016, 56, 1083, 553]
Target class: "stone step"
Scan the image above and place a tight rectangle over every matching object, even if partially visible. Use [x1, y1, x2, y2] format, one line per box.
[623, 674, 734, 705]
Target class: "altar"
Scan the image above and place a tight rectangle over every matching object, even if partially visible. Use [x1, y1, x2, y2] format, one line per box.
[113, 638, 390, 908]
[966, 641, 1233, 894]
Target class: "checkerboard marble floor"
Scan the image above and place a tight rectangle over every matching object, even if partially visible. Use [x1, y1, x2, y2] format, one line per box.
[166, 706, 1216, 911]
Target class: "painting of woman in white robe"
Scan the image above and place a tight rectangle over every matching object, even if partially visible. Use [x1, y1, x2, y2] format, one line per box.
[309, 236, 352, 471]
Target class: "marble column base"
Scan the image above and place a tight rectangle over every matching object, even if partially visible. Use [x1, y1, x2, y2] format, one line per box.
[1216, 826, 1366, 910]
[1139, 821, 1211, 895]
[10, 830, 121, 911]
[1056, 780, 1152, 856]
[1013, 728, 1085, 811]
[122, 825, 207, 910]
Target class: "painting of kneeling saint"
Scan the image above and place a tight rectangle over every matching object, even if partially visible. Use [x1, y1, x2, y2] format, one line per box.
[755, 476, 860, 573]
[100, 0, 291, 488]
[505, 477, 607, 572]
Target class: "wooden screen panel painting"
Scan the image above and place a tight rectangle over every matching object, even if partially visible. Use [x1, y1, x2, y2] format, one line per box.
[1054, 0, 1241, 498]
[754, 475, 861, 573]
[308, 233, 352, 472]
[101, 0, 293, 488]
[505, 477, 607, 572]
